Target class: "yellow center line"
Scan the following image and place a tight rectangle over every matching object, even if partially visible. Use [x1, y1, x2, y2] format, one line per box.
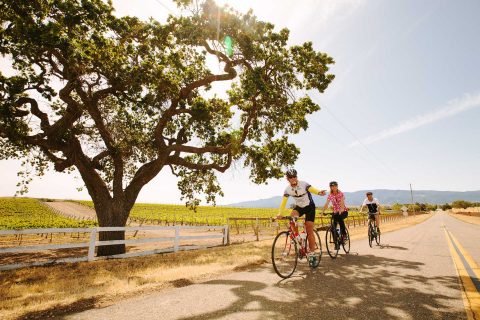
[443, 225, 480, 320]
[448, 231, 480, 281]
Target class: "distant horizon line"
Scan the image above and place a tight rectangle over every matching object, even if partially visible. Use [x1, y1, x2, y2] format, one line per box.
[2, 188, 480, 206]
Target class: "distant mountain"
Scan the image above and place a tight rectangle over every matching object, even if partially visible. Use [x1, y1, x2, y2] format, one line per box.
[226, 189, 480, 208]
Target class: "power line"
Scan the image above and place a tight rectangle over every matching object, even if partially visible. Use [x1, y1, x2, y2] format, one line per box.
[152, 0, 175, 14]
[309, 117, 373, 166]
[320, 104, 400, 176]
[301, 89, 403, 181]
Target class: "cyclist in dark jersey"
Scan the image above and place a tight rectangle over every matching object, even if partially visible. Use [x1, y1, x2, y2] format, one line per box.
[359, 191, 381, 234]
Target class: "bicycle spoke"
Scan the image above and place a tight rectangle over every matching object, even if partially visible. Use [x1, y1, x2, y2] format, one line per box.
[272, 231, 298, 278]
[342, 228, 350, 253]
[368, 223, 373, 248]
[325, 227, 339, 259]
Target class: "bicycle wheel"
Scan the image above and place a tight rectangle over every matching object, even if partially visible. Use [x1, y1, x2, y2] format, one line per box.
[342, 228, 350, 253]
[325, 227, 339, 259]
[272, 231, 298, 278]
[368, 222, 373, 248]
[306, 230, 322, 268]
[375, 225, 381, 246]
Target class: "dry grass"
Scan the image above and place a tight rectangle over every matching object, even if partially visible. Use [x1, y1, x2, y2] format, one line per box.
[0, 213, 432, 320]
[449, 212, 480, 226]
[0, 241, 271, 320]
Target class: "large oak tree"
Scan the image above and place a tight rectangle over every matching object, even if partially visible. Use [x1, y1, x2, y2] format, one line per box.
[0, 0, 334, 255]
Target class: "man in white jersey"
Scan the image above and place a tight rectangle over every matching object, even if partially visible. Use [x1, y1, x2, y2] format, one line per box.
[276, 168, 326, 263]
[359, 191, 381, 233]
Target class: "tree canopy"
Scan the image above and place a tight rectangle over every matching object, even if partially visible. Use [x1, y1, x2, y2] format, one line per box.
[0, 0, 334, 254]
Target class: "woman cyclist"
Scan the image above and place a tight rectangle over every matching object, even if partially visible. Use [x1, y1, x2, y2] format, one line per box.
[321, 181, 349, 249]
[276, 168, 326, 264]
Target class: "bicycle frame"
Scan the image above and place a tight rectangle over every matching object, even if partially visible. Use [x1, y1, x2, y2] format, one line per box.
[327, 214, 341, 244]
[285, 216, 308, 257]
[368, 214, 378, 230]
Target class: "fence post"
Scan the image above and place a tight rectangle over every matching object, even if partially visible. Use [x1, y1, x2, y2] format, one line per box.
[223, 225, 229, 246]
[88, 228, 97, 261]
[174, 226, 180, 252]
[255, 218, 259, 241]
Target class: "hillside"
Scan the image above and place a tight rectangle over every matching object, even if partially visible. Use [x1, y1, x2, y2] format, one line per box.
[226, 189, 480, 208]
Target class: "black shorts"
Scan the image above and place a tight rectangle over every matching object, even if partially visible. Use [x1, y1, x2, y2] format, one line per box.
[333, 211, 349, 220]
[368, 213, 378, 220]
[293, 203, 316, 222]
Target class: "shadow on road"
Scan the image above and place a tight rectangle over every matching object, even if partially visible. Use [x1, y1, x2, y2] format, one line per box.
[378, 244, 409, 250]
[177, 253, 464, 320]
[17, 298, 98, 320]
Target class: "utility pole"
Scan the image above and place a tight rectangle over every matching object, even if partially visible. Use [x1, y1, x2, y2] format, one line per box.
[410, 183, 415, 216]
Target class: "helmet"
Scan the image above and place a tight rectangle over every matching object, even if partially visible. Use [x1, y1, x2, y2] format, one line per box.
[329, 181, 338, 187]
[285, 168, 297, 178]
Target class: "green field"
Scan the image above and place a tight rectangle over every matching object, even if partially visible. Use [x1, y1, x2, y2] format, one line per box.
[76, 200, 363, 226]
[0, 197, 367, 230]
[0, 198, 97, 229]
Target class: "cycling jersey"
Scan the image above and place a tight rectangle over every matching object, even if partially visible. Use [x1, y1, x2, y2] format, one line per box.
[283, 181, 315, 208]
[328, 191, 348, 213]
[362, 197, 380, 214]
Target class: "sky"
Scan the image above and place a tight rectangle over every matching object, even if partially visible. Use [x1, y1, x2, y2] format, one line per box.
[1, 0, 479, 205]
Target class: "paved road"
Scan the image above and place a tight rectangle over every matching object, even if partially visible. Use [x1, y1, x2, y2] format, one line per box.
[67, 212, 479, 320]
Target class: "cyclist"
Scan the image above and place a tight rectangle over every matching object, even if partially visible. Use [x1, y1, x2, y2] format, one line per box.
[359, 191, 381, 234]
[321, 181, 348, 249]
[276, 168, 326, 265]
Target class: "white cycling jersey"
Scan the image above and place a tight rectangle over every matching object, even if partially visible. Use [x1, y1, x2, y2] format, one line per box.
[283, 181, 314, 208]
[362, 197, 380, 214]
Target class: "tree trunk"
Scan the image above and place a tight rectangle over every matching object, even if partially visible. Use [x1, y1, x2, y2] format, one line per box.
[94, 198, 130, 257]
[97, 230, 126, 256]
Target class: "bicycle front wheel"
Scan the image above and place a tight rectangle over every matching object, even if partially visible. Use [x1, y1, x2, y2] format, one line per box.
[306, 230, 322, 268]
[342, 228, 350, 253]
[375, 226, 381, 246]
[272, 231, 298, 278]
[368, 222, 373, 248]
[325, 227, 339, 259]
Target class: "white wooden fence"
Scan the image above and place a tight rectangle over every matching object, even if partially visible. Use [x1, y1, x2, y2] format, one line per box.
[0, 225, 229, 271]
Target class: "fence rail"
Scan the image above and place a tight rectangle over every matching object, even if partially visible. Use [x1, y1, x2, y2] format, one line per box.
[0, 225, 228, 271]
[228, 212, 423, 239]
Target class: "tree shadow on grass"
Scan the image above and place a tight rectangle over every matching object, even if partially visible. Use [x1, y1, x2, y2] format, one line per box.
[176, 253, 465, 320]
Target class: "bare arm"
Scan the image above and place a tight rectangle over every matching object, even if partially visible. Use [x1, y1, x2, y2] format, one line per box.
[359, 199, 366, 213]
[322, 198, 331, 214]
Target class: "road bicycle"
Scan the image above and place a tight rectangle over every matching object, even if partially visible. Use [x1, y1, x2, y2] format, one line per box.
[271, 216, 322, 279]
[324, 213, 350, 259]
[367, 213, 381, 247]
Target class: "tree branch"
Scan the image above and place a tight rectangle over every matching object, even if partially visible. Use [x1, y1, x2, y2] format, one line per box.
[167, 153, 232, 173]
[46, 80, 83, 137]
[125, 154, 168, 207]
[14, 97, 50, 131]
[167, 144, 230, 155]
[75, 84, 125, 197]
[91, 150, 110, 170]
